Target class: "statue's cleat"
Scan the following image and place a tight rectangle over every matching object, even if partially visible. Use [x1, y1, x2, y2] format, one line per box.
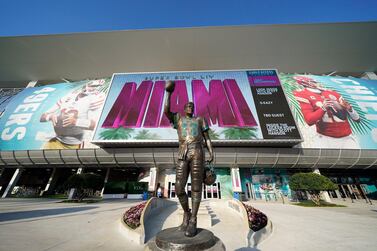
[178, 209, 191, 231]
[184, 219, 197, 237]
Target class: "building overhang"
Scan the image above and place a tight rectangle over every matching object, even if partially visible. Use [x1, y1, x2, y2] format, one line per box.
[1, 147, 376, 170]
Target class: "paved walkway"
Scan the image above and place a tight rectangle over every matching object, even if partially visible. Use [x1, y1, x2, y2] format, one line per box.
[0, 198, 143, 251]
[0, 198, 376, 251]
[248, 199, 377, 251]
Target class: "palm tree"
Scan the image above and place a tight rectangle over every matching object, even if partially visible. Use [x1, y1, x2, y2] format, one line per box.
[221, 128, 258, 140]
[133, 129, 161, 140]
[208, 129, 220, 140]
[99, 127, 134, 140]
[97, 78, 111, 94]
[278, 73, 305, 125]
[321, 78, 373, 134]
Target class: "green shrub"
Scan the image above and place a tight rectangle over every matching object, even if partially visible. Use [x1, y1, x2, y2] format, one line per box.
[289, 172, 338, 206]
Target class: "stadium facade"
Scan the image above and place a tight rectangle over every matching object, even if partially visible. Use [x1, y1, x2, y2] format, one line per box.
[0, 22, 376, 201]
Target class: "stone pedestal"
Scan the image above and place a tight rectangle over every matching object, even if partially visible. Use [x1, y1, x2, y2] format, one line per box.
[145, 227, 225, 251]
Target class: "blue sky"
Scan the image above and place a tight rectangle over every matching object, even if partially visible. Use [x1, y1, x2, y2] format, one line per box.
[1, 0, 376, 36]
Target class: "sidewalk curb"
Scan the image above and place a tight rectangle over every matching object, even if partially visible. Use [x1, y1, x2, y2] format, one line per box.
[248, 219, 273, 247]
[227, 199, 273, 247]
[119, 198, 169, 245]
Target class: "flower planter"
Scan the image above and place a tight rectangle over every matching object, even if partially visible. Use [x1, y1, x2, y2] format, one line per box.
[123, 202, 147, 229]
[227, 199, 273, 247]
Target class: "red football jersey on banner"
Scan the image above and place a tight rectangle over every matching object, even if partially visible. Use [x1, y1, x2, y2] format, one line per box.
[294, 88, 352, 138]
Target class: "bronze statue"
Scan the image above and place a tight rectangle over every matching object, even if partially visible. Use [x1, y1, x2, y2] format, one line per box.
[164, 80, 214, 237]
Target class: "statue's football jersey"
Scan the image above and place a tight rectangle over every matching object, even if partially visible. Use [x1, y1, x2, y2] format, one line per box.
[171, 113, 209, 144]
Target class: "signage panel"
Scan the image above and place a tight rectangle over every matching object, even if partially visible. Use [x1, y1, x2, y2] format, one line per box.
[92, 70, 302, 145]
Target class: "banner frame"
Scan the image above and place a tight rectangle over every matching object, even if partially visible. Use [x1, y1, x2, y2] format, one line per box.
[91, 69, 304, 147]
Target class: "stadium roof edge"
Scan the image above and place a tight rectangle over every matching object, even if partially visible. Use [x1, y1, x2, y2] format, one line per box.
[1, 21, 376, 38]
[1, 22, 376, 87]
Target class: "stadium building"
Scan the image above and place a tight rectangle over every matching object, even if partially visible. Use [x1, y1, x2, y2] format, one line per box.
[0, 22, 376, 201]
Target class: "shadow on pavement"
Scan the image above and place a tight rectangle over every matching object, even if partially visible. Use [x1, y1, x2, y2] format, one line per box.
[144, 201, 178, 243]
[0, 206, 98, 222]
[101, 199, 143, 204]
[206, 204, 220, 226]
[234, 248, 260, 251]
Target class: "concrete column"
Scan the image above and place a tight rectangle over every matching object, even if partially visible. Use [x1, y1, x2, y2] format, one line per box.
[312, 168, 331, 203]
[40, 168, 58, 196]
[148, 167, 158, 192]
[339, 185, 347, 200]
[26, 81, 38, 88]
[231, 167, 242, 199]
[1, 168, 24, 198]
[68, 167, 83, 200]
[347, 185, 357, 200]
[335, 189, 342, 199]
[0, 168, 5, 193]
[101, 167, 111, 196]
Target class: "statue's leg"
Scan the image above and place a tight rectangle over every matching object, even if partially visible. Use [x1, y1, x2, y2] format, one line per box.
[185, 149, 204, 237]
[175, 159, 190, 230]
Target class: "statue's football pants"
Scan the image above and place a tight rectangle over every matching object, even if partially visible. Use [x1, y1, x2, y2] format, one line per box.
[175, 146, 204, 221]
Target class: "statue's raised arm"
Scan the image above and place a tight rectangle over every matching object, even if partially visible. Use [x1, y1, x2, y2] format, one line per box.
[164, 81, 175, 123]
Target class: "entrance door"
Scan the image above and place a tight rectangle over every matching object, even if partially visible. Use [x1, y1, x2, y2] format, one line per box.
[168, 182, 176, 198]
[167, 182, 192, 199]
[245, 182, 254, 200]
[168, 181, 221, 199]
[202, 182, 221, 199]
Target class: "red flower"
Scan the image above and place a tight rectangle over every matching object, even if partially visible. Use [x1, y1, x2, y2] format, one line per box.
[242, 203, 268, 231]
[123, 202, 147, 229]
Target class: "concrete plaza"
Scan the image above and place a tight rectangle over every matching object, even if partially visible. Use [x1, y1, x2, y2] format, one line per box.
[251, 199, 377, 251]
[0, 198, 376, 251]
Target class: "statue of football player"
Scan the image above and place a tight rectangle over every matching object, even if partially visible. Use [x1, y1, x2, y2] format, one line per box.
[164, 80, 214, 237]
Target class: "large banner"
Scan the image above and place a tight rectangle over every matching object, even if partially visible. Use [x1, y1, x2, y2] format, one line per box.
[92, 70, 302, 145]
[0, 79, 109, 150]
[280, 74, 377, 149]
[3, 72, 375, 150]
[0, 88, 23, 119]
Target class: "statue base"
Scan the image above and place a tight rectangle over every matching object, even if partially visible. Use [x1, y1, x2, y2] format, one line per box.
[145, 227, 225, 251]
